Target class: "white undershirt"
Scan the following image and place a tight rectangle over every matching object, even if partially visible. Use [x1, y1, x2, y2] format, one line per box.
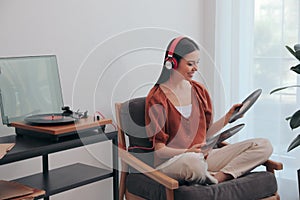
[175, 104, 192, 118]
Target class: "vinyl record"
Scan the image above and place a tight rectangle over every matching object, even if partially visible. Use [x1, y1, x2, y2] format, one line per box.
[229, 89, 262, 123]
[24, 113, 77, 125]
[216, 123, 245, 143]
[201, 134, 220, 154]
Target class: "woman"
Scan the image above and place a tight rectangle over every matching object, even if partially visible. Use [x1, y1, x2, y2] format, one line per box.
[145, 36, 273, 184]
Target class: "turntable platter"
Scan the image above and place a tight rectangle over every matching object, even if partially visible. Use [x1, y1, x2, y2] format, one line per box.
[24, 113, 77, 125]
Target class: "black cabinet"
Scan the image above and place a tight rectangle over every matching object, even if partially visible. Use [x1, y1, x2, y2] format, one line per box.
[0, 130, 118, 200]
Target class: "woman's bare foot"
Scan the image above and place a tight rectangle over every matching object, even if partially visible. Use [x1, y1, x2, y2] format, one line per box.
[213, 172, 233, 183]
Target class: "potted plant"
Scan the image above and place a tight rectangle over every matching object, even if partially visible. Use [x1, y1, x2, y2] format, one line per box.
[270, 44, 300, 151]
[270, 43, 300, 197]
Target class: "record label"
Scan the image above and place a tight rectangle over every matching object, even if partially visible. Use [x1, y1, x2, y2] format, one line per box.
[43, 115, 64, 120]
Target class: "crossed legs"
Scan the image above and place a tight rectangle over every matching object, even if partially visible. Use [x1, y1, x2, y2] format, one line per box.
[206, 138, 273, 182]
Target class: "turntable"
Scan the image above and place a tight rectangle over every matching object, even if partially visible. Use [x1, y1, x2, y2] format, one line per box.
[0, 55, 112, 141]
[10, 116, 112, 141]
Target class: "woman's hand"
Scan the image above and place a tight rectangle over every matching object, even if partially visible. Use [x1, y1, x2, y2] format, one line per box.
[186, 143, 210, 158]
[225, 103, 243, 125]
[187, 143, 209, 153]
[186, 144, 202, 153]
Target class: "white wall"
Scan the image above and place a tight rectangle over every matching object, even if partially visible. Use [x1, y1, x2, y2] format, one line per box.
[0, 0, 215, 199]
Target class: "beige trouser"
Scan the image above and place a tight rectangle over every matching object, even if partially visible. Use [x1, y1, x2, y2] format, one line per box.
[156, 138, 273, 183]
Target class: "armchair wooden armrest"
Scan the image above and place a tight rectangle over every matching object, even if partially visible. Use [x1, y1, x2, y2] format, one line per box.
[263, 159, 283, 173]
[119, 148, 179, 190]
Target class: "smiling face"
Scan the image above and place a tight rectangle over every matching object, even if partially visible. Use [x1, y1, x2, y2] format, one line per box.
[176, 50, 200, 81]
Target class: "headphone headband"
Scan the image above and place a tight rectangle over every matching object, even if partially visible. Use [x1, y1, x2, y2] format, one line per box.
[167, 36, 185, 57]
[164, 36, 185, 70]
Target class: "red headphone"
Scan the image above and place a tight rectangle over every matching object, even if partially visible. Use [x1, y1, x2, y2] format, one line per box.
[164, 36, 185, 70]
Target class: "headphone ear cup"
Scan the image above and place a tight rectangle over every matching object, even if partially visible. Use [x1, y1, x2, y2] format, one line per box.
[164, 36, 184, 70]
[164, 57, 173, 69]
[164, 57, 178, 70]
[164, 60, 172, 69]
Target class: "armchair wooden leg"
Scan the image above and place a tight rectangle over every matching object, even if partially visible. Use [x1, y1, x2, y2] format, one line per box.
[276, 192, 280, 200]
[260, 192, 280, 200]
[165, 188, 174, 200]
[119, 171, 128, 200]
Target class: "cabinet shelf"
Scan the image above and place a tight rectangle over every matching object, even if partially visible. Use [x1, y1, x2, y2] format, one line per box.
[0, 130, 118, 199]
[13, 163, 113, 198]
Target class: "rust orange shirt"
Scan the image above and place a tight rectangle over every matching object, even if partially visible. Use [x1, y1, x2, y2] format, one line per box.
[145, 80, 213, 165]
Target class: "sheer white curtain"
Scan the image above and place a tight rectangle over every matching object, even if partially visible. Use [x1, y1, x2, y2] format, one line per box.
[214, 0, 300, 185]
[214, 0, 254, 134]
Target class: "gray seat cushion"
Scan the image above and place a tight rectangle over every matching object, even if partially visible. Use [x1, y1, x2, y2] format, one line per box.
[126, 171, 278, 200]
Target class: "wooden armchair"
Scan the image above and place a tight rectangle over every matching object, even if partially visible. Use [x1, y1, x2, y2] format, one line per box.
[116, 97, 283, 200]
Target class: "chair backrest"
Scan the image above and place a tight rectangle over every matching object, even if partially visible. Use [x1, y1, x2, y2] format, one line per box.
[116, 97, 154, 168]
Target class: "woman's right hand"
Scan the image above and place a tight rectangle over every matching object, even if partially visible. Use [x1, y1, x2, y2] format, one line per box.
[225, 103, 243, 124]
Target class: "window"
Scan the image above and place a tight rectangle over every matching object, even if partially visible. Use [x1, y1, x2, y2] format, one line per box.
[214, 0, 300, 190]
[253, 0, 300, 154]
